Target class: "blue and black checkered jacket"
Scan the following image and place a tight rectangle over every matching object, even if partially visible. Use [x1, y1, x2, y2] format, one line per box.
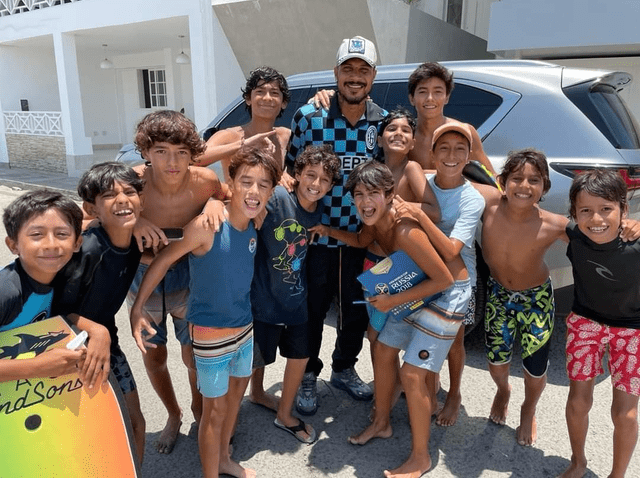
[286, 95, 387, 247]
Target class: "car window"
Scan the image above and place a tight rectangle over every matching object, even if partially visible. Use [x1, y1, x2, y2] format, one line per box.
[384, 82, 414, 114]
[444, 84, 503, 130]
[564, 82, 640, 149]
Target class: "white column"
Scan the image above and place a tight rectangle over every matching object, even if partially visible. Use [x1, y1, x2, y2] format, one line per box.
[0, 96, 8, 164]
[188, 4, 217, 130]
[163, 47, 177, 110]
[52, 31, 93, 175]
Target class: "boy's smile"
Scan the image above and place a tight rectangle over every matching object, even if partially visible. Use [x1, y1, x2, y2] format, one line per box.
[379, 118, 415, 157]
[229, 164, 275, 221]
[295, 163, 333, 212]
[433, 132, 469, 187]
[409, 77, 449, 120]
[503, 163, 544, 206]
[86, 180, 143, 233]
[247, 80, 286, 120]
[352, 183, 389, 226]
[574, 190, 625, 244]
[6, 208, 82, 284]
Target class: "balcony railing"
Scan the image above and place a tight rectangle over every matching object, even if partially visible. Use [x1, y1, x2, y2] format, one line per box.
[3, 111, 64, 137]
[0, 0, 81, 17]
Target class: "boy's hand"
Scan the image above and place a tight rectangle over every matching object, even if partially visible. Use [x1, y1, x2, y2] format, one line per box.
[280, 171, 296, 192]
[133, 216, 168, 253]
[309, 224, 329, 243]
[309, 89, 335, 110]
[79, 323, 111, 389]
[620, 218, 640, 241]
[244, 129, 278, 151]
[38, 348, 86, 378]
[367, 293, 396, 313]
[393, 196, 422, 220]
[253, 208, 268, 230]
[197, 198, 228, 232]
[130, 308, 157, 354]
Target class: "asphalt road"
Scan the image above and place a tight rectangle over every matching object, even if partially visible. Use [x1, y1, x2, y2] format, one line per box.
[0, 184, 638, 477]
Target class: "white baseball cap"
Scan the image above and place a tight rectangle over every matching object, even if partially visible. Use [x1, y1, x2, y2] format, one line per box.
[336, 36, 377, 67]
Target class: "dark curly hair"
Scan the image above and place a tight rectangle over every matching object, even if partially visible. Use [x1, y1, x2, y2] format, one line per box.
[242, 66, 290, 119]
[134, 110, 206, 162]
[408, 62, 454, 98]
[293, 145, 341, 186]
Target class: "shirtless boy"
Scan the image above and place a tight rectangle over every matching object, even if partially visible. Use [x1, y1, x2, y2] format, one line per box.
[407, 62, 495, 175]
[312, 161, 460, 478]
[126, 110, 227, 454]
[199, 66, 291, 180]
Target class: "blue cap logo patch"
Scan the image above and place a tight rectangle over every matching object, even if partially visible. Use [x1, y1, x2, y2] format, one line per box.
[349, 39, 365, 54]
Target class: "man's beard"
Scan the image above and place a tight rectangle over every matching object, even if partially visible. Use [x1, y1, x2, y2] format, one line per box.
[338, 88, 369, 105]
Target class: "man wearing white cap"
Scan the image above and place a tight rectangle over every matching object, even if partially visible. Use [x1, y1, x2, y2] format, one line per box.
[285, 36, 385, 415]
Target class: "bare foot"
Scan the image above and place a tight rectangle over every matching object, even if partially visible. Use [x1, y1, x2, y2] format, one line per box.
[383, 454, 432, 478]
[348, 421, 392, 445]
[436, 392, 461, 427]
[516, 408, 537, 446]
[156, 413, 182, 454]
[489, 385, 511, 426]
[219, 457, 256, 478]
[558, 458, 587, 478]
[248, 390, 279, 413]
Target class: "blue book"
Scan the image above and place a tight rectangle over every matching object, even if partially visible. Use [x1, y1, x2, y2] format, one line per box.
[357, 250, 428, 320]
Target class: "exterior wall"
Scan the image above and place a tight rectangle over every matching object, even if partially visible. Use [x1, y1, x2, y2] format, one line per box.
[488, 0, 640, 58]
[6, 134, 66, 173]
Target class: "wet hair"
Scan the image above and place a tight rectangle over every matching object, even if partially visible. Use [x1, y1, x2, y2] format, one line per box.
[569, 169, 628, 219]
[3, 189, 83, 242]
[242, 66, 291, 119]
[345, 161, 394, 198]
[379, 108, 416, 137]
[77, 162, 144, 204]
[293, 145, 341, 186]
[408, 62, 454, 98]
[134, 110, 206, 161]
[228, 147, 282, 187]
[498, 148, 552, 198]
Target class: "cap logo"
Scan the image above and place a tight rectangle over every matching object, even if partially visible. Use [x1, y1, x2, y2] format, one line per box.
[349, 39, 365, 54]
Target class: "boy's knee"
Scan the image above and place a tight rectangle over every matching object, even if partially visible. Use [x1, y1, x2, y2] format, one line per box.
[567, 393, 593, 414]
[143, 346, 168, 368]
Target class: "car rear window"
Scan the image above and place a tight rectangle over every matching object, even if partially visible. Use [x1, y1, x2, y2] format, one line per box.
[564, 82, 640, 149]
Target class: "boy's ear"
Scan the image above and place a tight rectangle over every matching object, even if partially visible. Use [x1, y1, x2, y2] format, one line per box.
[82, 201, 98, 218]
[74, 235, 83, 253]
[5, 236, 18, 255]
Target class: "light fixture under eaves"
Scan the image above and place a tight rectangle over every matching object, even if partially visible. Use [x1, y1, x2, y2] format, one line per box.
[175, 35, 190, 64]
[100, 44, 114, 69]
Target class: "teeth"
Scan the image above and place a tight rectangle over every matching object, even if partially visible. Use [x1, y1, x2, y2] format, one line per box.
[589, 226, 607, 232]
[114, 209, 132, 216]
[308, 188, 319, 195]
[246, 199, 259, 207]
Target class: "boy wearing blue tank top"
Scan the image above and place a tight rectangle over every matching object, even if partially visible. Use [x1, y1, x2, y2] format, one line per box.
[129, 147, 280, 478]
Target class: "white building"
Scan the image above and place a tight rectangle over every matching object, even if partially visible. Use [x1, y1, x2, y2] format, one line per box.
[487, 0, 640, 130]
[0, 0, 498, 175]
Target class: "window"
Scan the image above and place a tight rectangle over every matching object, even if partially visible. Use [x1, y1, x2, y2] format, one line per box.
[446, 0, 463, 28]
[138, 69, 167, 108]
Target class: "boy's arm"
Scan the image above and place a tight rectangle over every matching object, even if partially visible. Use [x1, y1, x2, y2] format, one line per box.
[198, 129, 279, 167]
[309, 223, 376, 248]
[394, 196, 464, 261]
[130, 219, 211, 353]
[620, 218, 640, 242]
[405, 162, 440, 223]
[66, 313, 110, 389]
[0, 348, 85, 383]
[368, 223, 454, 312]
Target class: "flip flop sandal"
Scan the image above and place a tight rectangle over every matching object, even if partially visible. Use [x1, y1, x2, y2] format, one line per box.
[274, 418, 317, 444]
